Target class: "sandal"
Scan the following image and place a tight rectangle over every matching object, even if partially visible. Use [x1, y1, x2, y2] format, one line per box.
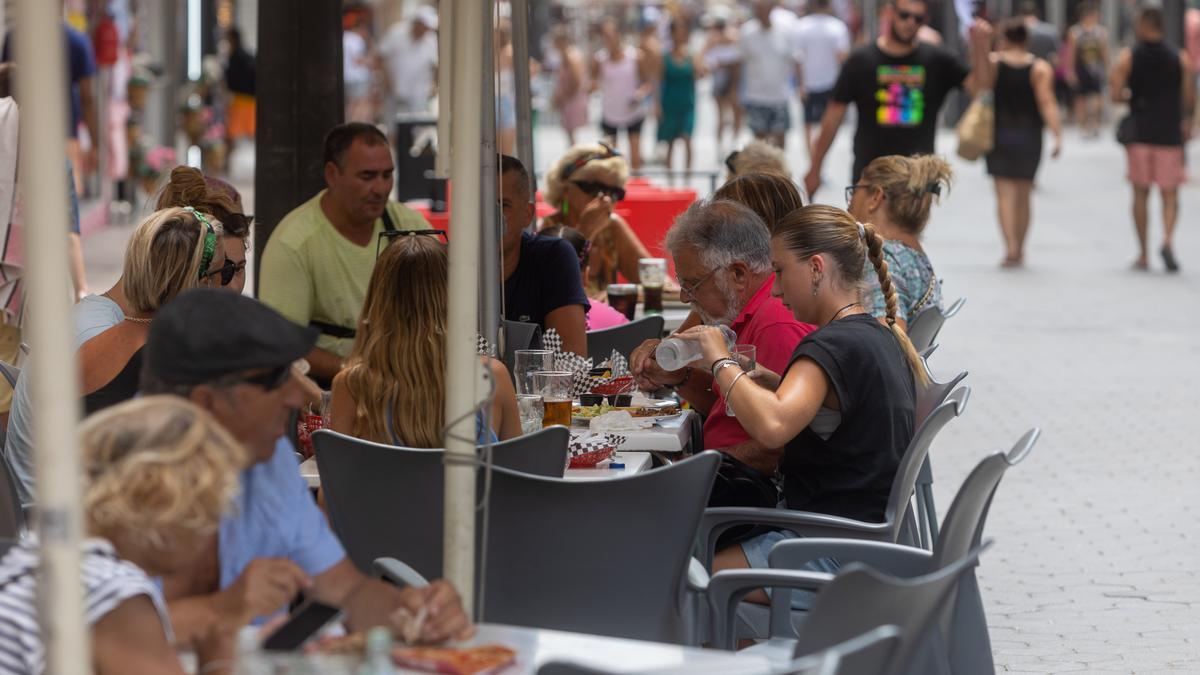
[1161, 246, 1180, 273]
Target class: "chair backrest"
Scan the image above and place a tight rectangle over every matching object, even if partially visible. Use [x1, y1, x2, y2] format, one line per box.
[0, 454, 25, 538]
[586, 315, 665, 360]
[882, 387, 970, 540]
[785, 625, 903, 675]
[313, 427, 570, 577]
[794, 546, 987, 675]
[904, 306, 944, 354]
[915, 356, 967, 429]
[480, 451, 720, 643]
[501, 320, 543, 374]
[0, 361, 19, 389]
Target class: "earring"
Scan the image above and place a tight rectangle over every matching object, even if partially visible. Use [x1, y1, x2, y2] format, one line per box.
[811, 276, 820, 297]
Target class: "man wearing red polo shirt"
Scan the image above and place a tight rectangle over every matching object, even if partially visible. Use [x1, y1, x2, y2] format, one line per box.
[630, 200, 813, 474]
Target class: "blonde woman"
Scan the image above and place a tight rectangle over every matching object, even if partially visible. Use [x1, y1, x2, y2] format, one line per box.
[330, 235, 520, 447]
[5, 207, 228, 506]
[677, 205, 922, 605]
[540, 142, 651, 294]
[0, 396, 245, 674]
[156, 165, 253, 293]
[847, 154, 953, 329]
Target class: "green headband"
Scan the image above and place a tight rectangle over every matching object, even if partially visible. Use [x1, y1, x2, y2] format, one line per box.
[185, 207, 218, 280]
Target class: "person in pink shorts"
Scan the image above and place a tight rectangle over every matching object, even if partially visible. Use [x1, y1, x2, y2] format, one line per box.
[1110, 7, 1195, 272]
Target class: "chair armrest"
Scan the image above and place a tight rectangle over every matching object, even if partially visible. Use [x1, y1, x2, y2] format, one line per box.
[696, 507, 893, 570]
[372, 557, 430, 589]
[707, 568, 836, 650]
[768, 538, 933, 578]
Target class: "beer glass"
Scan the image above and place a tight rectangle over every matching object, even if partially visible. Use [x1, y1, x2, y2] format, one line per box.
[534, 371, 574, 428]
[638, 258, 667, 315]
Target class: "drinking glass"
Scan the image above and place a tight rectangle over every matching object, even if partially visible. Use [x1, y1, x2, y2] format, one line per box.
[517, 395, 545, 435]
[534, 370, 574, 428]
[606, 283, 639, 321]
[726, 344, 757, 417]
[638, 258, 668, 315]
[514, 349, 554, 396]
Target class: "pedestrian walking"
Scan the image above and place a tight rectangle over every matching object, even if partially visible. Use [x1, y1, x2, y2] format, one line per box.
[702, 9, 743, 154]
[1019, 1, 1061, 68]
[1110, 7, 1195, 272]
[223, 27, 256, 144]
[803, 0, 993, 197]
[988, 20, 1063, 268]
[550, 26, 589, 146]
[1065, 1, 1108, 138]
[591, 19, 655, 171]
[657, 20, 703, 172]
[736, 0, 800, 149]
[378, 5, 439, 116]
[791, 0, 851, 160]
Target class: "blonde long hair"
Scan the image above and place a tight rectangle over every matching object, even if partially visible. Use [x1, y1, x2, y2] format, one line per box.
[344, 235, 448, 446]
[858, 155, 953, 236]
[774, 205, 927, 384]
[122, 207, 223, 314]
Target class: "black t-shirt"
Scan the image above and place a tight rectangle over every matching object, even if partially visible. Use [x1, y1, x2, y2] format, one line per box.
[780, 314, 915, 523]
[833, 43, 970, 177]
[503, 232, 590, 328]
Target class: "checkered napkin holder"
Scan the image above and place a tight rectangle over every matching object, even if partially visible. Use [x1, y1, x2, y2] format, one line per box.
[541, 329, 631, 397]
[568, 432, 627, 468]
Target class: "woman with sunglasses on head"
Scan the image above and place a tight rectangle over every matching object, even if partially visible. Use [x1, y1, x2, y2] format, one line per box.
[329, 234, 521, 448]
[156, 165, 252, 293]
[4, 207, 229, 506]
[540, 142, 652, 295]
[847, 154, 952, 330]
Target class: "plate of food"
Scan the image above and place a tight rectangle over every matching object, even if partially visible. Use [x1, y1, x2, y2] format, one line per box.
[572, 401, 681, 424]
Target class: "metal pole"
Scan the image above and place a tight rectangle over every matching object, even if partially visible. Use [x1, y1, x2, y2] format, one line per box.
[444, 0, 486, 617]
[511, 0, 535, 181]
[435, 0, 453, 179]
[16, 0, 89, 672]
[480, 6, 500, 346]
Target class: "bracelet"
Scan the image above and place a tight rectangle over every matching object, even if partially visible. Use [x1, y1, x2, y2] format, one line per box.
[724, 369, 750, 402]
[711, 358, 738, 379]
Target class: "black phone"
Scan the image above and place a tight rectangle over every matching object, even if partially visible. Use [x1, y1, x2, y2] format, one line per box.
[260, 598, 344, 651]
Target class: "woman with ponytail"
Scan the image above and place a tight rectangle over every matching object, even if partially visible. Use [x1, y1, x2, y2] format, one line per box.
[676, 203, 922, 601]
[848, 154, 953, 328]
[156, 166, 252, 293]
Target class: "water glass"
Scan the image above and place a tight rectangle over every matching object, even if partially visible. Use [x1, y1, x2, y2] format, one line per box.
[514, 349, 554, 396]
[534, 370, 574, 427]
[726, 344, 757, 417]
[517, 395, 544, 435]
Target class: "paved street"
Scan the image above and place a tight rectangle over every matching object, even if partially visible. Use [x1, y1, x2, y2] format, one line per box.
[82, 89, 1199, 671]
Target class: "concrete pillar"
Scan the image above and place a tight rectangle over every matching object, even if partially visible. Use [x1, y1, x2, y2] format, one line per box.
[252, 0, 342, 289]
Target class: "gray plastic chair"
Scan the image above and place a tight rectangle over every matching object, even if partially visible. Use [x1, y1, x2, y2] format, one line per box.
[478, 451, 720, 643]
[0, 361, 18, 389]
[312, 425, 569, 577]
[586, 315, 665, 360]
[696, 387, 972, 571]
[708, 545, 989, 675]
[906, 298, 965, 355]
[762, 430, 1039, 675]
[913, 354, 968, 550]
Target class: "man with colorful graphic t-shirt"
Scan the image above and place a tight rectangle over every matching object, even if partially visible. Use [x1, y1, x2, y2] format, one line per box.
[804, 0, 994, 195]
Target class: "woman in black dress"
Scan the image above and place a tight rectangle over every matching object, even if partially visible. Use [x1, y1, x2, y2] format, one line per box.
[988, 20, 1063, 268]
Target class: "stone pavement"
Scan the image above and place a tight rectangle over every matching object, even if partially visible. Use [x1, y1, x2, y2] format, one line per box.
[82, 93, 1199, 672]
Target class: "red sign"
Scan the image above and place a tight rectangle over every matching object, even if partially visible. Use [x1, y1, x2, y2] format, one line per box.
[94, 17, 119, 67]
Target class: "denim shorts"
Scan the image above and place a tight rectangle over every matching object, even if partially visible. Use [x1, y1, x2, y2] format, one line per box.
[741, 529, 841, 610]
[744, 103, 791, 136]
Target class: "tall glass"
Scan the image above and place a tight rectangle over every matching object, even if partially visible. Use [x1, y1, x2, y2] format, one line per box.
[638, 258, 667, 315]
[514, 350, 553, 434]
[607, 283, 638, 321]
[534, 371, 574, 428]
[725, 344, 757, 417]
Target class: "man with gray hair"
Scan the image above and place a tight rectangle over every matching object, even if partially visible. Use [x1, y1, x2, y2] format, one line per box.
[630, 200, 811, 473]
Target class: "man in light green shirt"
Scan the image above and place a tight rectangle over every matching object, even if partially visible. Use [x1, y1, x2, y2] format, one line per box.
[259, 123, 429, 384]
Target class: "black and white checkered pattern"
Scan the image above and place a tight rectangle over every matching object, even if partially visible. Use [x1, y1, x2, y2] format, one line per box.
[568, 433, 627, 457]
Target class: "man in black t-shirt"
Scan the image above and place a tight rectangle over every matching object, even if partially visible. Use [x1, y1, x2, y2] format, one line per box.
[499, 155, 589, 356]
[804, 0, 993, 195]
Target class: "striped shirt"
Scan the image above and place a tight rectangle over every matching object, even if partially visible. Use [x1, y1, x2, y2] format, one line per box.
[0, 537, 172, 675]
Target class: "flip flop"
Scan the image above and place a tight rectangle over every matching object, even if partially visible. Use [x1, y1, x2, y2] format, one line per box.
[1161, 246, 1180, 273]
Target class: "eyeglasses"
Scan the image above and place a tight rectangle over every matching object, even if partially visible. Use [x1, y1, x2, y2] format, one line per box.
[375, 228, 449, 258]
[679, 267, 720, 299]
[224, 212, 255, 233]
[571, 180, 626, 202]
[229, 364, 293, 392]
[202, 258, 246, 286]
[844, 184, 872, 205]
[895, 9, 926, 23]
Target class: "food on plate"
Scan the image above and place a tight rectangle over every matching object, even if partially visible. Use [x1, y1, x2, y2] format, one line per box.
[392, 644, 518, 675]
[307, 632, 366, 655]
[574, 403, 679, 419]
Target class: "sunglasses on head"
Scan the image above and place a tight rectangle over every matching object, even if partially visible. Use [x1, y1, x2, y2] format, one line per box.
[724, 150, 740, 175]
[895, 9, 927, 23]
[202, 258, 247, 286]
[375, 228, 449, 258]
[560, 142, 622, 181]
[224, 212, 255, 233]
[572, 180, 626, 202]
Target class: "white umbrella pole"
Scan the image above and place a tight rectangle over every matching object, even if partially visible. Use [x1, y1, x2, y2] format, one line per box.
[434, 0, 454, 179]
[15, 0, 89, 672]
[443, 0, 487, 616]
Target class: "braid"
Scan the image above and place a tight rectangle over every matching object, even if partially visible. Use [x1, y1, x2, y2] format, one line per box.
[863, 222, 928, 385]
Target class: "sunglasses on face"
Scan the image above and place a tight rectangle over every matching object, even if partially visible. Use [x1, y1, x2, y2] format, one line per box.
[375, 229, 450, 258]
[895, 9, 927, 23]
[202, 258, 246, 286]
[572, 180, 626, 202]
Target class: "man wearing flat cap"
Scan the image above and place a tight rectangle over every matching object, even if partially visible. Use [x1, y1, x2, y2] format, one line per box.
[140, 289, 471, 666]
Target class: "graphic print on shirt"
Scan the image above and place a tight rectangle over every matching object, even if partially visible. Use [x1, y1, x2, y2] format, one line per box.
[875, 65, 926, 127]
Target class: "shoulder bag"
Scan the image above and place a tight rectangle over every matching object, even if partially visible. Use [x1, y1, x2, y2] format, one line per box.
[955, 90, 994, 161]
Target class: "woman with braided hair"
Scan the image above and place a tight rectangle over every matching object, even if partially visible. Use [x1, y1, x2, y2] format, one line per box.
[848, 154, 953, 328]
[676, 204, 922, 605]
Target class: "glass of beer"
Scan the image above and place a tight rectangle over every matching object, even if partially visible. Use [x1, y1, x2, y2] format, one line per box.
[638, 258, 667, 315]
[534, 370, 574, 428]
[607, 283, 638, 321]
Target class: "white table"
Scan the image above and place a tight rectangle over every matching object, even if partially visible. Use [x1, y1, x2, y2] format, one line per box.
[235, 623, 775, 674]
[299, 451, 655, 489]
[570, 409, 695, 455]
